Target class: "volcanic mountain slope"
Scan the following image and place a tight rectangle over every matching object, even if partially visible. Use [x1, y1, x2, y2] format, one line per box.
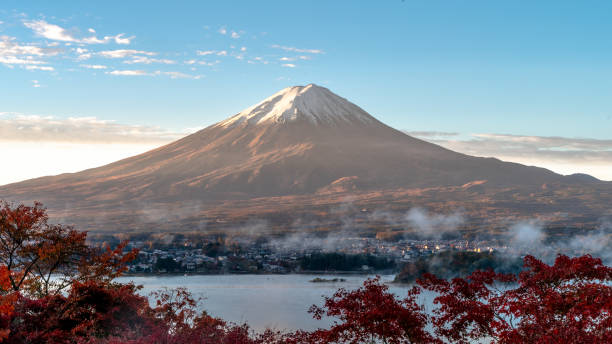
[0, 84, 609, 232]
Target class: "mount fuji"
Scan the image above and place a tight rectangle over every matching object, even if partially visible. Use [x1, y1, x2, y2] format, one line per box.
[0, 84, 609, 233]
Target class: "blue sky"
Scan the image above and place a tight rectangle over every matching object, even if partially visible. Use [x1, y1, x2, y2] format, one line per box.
[1, 0, 611, 183]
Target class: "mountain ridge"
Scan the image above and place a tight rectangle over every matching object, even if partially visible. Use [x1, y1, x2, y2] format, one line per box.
[0, 84, 609, 233]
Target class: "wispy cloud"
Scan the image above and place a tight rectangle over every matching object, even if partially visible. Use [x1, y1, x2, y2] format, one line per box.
[23, 20, 132, 45]
[0, 35, 59, 56]
[0, 113, 182, 144]
[7, 15, 325, 83]
[424, 133, 612, 159]
[185, 59, 220, 66]
[157, 71, 202, 79]
[23, 20, 76, 42]
[98, 49, 156, 58]
[107, 69, 150, 76]
[113, 34, 131, 45]
[0, 55, 45, 65]
[251, 56, 269, 64]
[123, 56, 175, 64]
[107, 69, 201, 79]
[280, 55, 311, 61]
[271, 44, 324, 54]
[0, 35, 59, 68]
[74, 47, 92, 60]
[196, 50, 216, 56]
[196, 49, 227, 57]
[410, 132, 612, 180]
[25, 65, 54, 71]
[81, 64, 107, 69]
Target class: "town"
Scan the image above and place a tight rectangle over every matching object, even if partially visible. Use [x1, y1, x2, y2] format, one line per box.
[119, 235, 553, 275]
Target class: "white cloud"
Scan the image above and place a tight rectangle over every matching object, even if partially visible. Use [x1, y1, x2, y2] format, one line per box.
[23, 20, 75, 42]
[410, 132, 612, 181]
[0, 55, 45, 65]
[187, 59, 220, 66]
[218, 27, 227, 35]
[124, 56, 175, 64]
[271, 44, 324, 54]
[281, 63, 296, 68]
[76, 53, 91, 60]
[0, 35, 59, 67]
[98, 49, 156, 58]
[156, 71, 202, 79]
[231, 31, 240, 39]
[0, 35, 57, 56]
[0, 113, 183, 144]
[74, 47, 92, 60]
[249, 56, 269, 65]
[23, 20, 132, 45]
[0, 113, 192, 184]
[113, 34, 131, 45]
[107, 69, 202, 79]
[81, 64, 107, 69]
[107, 69, 150, 76]
[280, 55, 311, 61]
[31, 80, 40, 88]
[240, 46, 247, 52]
[197, 50, 216, 56]
[25, 65, 54, 71]
[216, 50, 227, 56]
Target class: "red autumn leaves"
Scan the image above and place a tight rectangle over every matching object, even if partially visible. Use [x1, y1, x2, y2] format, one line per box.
[1, 201, 611, 343]
[419, 254, 612, 343]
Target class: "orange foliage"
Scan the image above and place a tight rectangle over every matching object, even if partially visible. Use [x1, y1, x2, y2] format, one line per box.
[1, 201, 611, 343]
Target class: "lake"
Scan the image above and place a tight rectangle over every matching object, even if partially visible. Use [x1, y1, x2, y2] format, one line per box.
[116, 274, 433, 331]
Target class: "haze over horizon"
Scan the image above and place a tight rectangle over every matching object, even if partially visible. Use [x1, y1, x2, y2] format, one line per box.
[1, 0, 611, 184]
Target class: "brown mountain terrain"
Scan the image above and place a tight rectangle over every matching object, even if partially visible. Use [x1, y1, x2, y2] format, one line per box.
[0, 84, 610, 235]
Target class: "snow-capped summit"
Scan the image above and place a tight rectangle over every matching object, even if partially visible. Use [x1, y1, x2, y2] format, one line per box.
[2, 83, 602, 234]
[218, 84, 376, 127]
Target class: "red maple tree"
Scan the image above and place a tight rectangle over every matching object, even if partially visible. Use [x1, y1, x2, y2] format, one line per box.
[1, 201, 611, 343]
[418, 254, 612, 343]
[293, 276, 435, 344]
[0, 202, 288, 343]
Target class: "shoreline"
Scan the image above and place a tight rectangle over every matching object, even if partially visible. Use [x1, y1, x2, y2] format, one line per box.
[122, 270, 397, 277]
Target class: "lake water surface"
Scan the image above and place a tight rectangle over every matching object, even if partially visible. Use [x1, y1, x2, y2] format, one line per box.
[116, 274, 431, 331]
